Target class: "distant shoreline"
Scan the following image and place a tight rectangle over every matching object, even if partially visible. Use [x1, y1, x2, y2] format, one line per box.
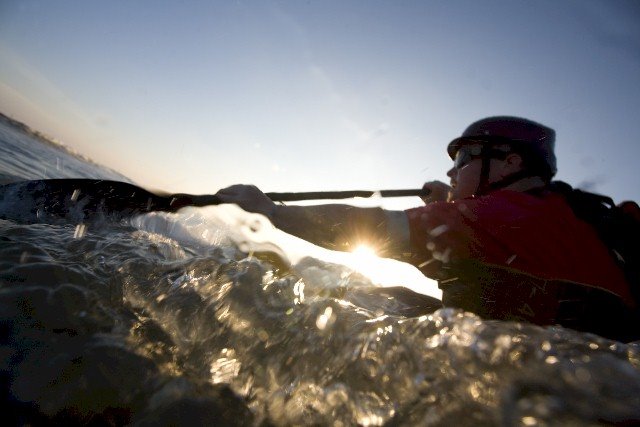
[0, 111, 129, 181]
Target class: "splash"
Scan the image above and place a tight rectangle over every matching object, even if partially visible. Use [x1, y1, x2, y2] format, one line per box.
[132, 205, 441, 299]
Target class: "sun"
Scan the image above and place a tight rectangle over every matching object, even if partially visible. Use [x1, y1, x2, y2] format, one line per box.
[352, 244, 378, 258]
[345, 244, 441, 299]
[348, 244, 382, 277]
[348, 244, 391, 280]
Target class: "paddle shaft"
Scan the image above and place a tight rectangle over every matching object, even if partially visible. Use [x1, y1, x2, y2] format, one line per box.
[178, 188, 430, 207]
[0, 179, 431, 223]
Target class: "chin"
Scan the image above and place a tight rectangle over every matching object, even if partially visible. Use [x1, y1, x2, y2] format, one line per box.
[450, 188, 471, 201]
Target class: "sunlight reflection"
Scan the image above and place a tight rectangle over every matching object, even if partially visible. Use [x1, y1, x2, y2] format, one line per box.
[210, 348, 241, 384]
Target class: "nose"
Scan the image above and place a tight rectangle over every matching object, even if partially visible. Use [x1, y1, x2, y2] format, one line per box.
[446, 166, 456, 178]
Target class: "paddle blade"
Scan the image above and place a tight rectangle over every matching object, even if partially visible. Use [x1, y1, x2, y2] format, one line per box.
[0, 179, 170, 224]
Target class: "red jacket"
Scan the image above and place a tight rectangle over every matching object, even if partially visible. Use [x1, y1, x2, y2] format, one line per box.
[405, 189, 634, 306]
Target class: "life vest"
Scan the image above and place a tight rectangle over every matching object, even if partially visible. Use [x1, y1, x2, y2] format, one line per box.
[405, 184, 640, 341]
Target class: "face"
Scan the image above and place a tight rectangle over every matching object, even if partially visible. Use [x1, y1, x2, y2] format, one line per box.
[446, 145, 522, 200]
[446, 158, 483, 200]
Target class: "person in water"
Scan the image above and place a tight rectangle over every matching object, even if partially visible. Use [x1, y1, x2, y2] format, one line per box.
[216, 116, 638, 341]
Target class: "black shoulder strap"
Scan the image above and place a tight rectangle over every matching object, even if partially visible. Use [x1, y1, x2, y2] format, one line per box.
[548, 181, 616, 223]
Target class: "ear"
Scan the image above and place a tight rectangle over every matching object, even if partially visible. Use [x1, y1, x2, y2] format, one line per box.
[500, 152, 524, 176]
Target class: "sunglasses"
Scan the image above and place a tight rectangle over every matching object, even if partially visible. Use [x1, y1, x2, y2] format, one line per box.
[453, 142, 511, 169]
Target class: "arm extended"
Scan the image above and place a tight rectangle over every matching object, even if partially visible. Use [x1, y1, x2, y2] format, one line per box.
[215, 184, 410, 255]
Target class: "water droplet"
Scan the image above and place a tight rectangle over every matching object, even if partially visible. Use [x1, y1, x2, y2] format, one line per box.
[545, 356, 559, 364]
[429, 224, 449, 237]
[249, 219, 261, 233]
[257, 329, 269, 342]
[73, 223, 86, 239]
[316, 306, 334, 330]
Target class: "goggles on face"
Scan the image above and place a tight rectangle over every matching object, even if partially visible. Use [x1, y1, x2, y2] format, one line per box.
[452, 142, 511, 169]
[453, 145, 482, 169]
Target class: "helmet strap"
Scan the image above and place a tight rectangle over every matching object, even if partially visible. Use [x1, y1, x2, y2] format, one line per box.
[473, 148, 542, 196]
[474, 154, 493, 196]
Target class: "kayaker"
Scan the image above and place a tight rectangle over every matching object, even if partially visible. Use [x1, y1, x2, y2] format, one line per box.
[216, 116, 638, 341]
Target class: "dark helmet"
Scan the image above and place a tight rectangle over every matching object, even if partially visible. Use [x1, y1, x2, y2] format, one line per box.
[447, 116, 557, 179]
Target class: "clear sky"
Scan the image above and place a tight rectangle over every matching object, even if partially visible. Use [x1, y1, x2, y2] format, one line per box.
[1, 0, 639, 208]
